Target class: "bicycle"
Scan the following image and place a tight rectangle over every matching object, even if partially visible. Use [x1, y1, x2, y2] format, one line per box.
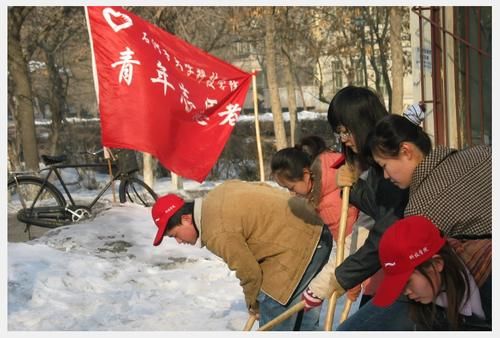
[8, 148, 158, 239]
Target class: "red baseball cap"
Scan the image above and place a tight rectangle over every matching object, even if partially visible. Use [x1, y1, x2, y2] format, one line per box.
[373, 215, 446, 307]
[151, 194, 185, 246]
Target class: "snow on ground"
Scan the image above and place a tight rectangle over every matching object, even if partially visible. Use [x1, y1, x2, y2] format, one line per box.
[6, 174, 353, 332]
[8, 203, 247, 331]
[237, 110, 327, 122]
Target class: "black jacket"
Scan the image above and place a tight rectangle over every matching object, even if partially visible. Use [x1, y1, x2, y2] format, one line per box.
[335, 167, 409, 290]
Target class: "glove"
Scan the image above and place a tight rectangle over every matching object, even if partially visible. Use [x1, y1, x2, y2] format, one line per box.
[336, 164, 358, 187]
[301, 288, 323, 312]
[346, 284, 362, 302]
[248, 302, 260, 320]
[308, 258, 347, 299]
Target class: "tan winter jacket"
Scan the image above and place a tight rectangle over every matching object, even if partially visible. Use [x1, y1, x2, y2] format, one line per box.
[199, 180, 324, 309]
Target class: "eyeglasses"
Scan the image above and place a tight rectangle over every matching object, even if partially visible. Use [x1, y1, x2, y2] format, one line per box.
[334, 129, 352, 140]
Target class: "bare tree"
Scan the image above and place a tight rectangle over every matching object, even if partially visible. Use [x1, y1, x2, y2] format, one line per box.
[390, 7, 404, 114]
[263, 7, 287, 150]
[8, 7, 39, 171]
[280, 8, 302, 145]
[28, 7, 85, 154]
[283, 51, 300, 145]
[363, 8, 388, 106]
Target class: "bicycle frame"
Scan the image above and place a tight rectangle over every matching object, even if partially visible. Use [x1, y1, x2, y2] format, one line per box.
[39, 162, 131, 210]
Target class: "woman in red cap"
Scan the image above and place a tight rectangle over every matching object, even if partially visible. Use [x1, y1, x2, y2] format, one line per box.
[366, 113, 491, 325]
[374, 215, 490, 330]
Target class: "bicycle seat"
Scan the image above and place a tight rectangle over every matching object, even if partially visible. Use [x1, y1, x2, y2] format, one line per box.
[41, 154, 68, 165]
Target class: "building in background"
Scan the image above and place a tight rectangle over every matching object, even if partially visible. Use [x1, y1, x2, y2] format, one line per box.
[410, 6, 491, 149]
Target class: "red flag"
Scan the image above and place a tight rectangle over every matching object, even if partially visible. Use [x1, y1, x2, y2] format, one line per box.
[86, 6, 252, 182]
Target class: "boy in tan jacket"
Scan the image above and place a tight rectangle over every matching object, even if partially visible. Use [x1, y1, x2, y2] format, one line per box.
[151, 180, 332, 330]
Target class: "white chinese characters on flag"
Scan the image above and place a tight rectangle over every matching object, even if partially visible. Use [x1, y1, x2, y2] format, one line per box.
[86, 6, 252, 182]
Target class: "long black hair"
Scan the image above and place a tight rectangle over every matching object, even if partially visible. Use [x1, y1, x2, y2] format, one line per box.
[367, 114, 432, 159]
[410, 243, 471, 330]
[270, 135, 327, 181]
[327, 86, 388, 170]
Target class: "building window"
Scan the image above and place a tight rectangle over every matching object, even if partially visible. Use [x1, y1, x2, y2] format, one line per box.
[354, 64, 364, 86]
[379, 80, 388, 97]
[332, 61, 343, 92]
[235, 42, 250, 57]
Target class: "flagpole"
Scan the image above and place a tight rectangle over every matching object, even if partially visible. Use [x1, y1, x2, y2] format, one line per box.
[84, 6, 99, 102]
[85, 6, 116, 202]
[252, 70, 265, 182]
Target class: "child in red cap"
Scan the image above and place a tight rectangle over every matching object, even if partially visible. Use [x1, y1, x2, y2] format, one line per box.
[374, 215, 490, 330]
[150, 180, 333, 331]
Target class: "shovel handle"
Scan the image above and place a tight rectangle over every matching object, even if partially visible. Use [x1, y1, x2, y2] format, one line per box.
[340, 298, 353, 323]
[257, 301, 305, 331]
[243, 313, 257, 331]
[324, 290, 339, 331]
[324, 186, 351, 330]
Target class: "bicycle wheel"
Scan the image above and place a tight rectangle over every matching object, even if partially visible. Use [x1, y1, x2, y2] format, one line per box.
[119, 177, 158, 207]
[8, 176, 69, 228]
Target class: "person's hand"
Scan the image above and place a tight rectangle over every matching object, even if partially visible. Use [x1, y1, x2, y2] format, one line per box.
[248, 301, 260, 320]
[301, 288, 323, 312]
[308, 261, 346, 300]
[346, 284, 362, 302]
[336, 164, 358, 187]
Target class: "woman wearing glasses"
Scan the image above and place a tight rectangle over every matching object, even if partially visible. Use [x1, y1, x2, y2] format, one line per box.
[299, 86, 412, 330]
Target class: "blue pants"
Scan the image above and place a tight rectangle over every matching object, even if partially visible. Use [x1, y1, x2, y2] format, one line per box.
[258, 226, 332, 330]
[337, 296, 415, 331]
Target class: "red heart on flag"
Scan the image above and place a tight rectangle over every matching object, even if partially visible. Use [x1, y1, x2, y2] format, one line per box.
[102, 8, 133, 32]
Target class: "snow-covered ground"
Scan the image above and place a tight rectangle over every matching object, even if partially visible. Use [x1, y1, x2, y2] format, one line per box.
[6, 174, 354, 331]
[237, 110, 327, 122]
[8, 202, 247, 331]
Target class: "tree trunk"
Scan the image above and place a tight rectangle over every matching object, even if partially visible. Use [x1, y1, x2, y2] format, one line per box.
[8, 88, 22, 170]
[360, 20, 369, 87]
[8, 140, 20, 172]
[45, 52, 64, 155]
[143, 153, 155, 189]
[390, 7, 404, 114]
[283, 53, 300, 146]
[8, 8, 39, 171]
[294, 72, 307, 111]
[171, 172, 183, 190]
[371, 8, 392, 110]
[263, 7, 287, 150]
